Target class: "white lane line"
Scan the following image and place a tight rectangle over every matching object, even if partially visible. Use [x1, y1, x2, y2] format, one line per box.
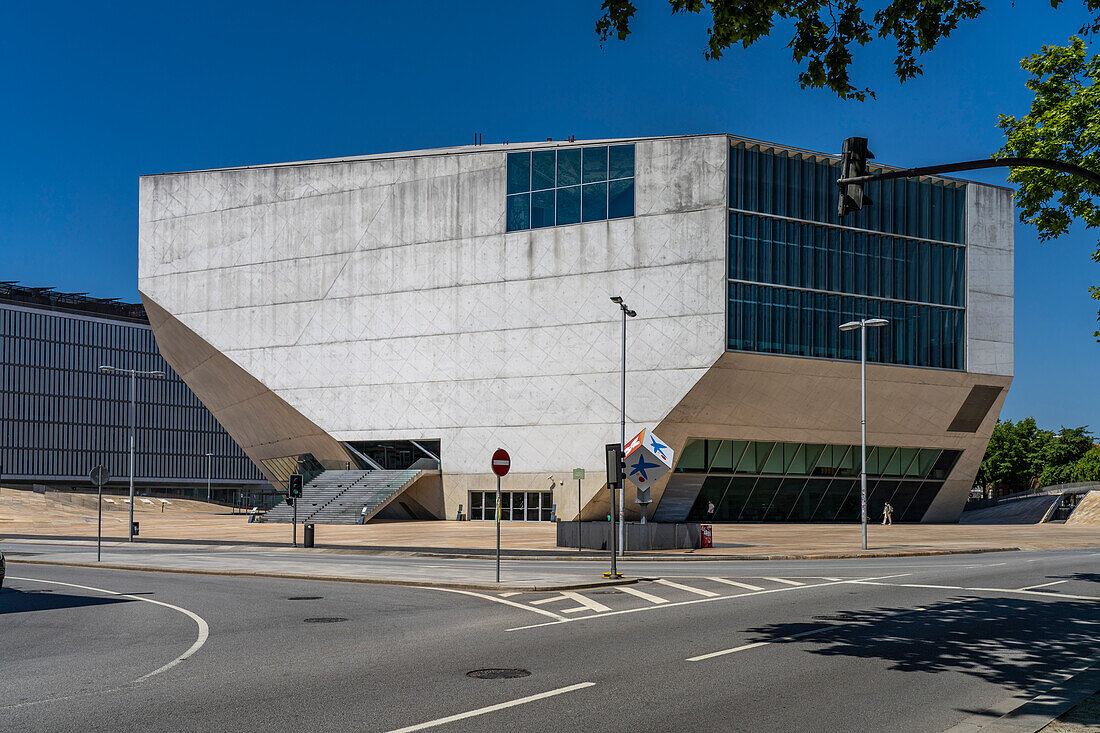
[617, 585, 669, 604]
[561, 606, 592, 614]
[762, 577, 803, 586]
[850, 581, 1100, 602]
[821, 577, 843, 582]
[419, 587, 566, 621]
[10, 576, 209, 683]
[385, 682, 596, 733]
[499, 592, 521, 598]
[708, 577, 763, 592]
[654, 579, 719, 597]
[1016, 580, 1068, 592]
[530, 595, 570, 606]
[506, 574, 912, 632]
[560, 591, 610, 613]
[688, 625, 835, 662]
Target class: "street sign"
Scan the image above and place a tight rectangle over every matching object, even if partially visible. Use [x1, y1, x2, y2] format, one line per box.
[623, 428, 674, 492]
[492, 448, 510, 477]
[572, 468, 585, 480]
[89, 465, 109, 487]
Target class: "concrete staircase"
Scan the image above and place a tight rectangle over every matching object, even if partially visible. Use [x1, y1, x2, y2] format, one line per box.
[261, 469, 423, 524]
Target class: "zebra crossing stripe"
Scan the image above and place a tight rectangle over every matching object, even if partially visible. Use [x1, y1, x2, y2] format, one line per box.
[617, 585, 669, 604]
[762, 577, 803, 586]
[559, 591, 611, 613]
[707, 577, 764, 591]
[654, 579, 719, 597]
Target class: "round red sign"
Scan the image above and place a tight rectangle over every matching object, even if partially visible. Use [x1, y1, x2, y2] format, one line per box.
[491, 448, 511, 477]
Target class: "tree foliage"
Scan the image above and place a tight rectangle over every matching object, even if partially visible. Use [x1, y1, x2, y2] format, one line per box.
[598, 1, 1100, 101]
[976, 418, 1097, 495]
[996, 37, 1100, 340]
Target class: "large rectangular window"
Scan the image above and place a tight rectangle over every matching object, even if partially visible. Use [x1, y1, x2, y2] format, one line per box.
[506, 144, 635, 231]
[673, 438, 960, 523]
[727, 140, 967, 370]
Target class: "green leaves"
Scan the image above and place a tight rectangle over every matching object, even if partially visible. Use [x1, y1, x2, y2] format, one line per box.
[996, 37, 1100, 340]
[977, 419, 1096, 495]
[596, 0, 985, 100]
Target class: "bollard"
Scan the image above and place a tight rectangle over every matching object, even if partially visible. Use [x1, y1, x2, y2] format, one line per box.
[303, 523, 315, 548]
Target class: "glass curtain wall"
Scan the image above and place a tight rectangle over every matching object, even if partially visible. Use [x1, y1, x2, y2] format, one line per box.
[676, 438, 960, 523]
[727, 141, 967, 370]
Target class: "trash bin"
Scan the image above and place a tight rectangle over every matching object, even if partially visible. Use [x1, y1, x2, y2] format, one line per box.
[303, 523, 315, 548]
[700, 524, 712, 549]
[131, 521, 140, 537]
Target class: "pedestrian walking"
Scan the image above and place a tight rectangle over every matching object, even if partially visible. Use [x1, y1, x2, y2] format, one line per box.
[882, 502, 893, 525]
[707, 500, 716, 519]
[358, 505, 368, 525]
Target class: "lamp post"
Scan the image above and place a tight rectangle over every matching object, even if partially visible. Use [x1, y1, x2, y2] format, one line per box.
[205, 452, 214, 503]
[838, 318, 889, 550]
[98, 365, 165, 542]
[610, 296, 636, 555]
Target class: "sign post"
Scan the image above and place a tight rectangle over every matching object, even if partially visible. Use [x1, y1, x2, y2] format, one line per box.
[491, 449, 510, 583]
[572, 468, 585, 552]
[89, 465, 109, 562]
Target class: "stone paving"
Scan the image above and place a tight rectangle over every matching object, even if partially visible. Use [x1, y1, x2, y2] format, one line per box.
[2, 487, 1098, 558]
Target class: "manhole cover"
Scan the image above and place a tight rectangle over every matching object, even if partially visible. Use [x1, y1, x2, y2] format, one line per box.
[466, 669, 531, 680]
[287, 596, 323, 600]
[303, 617, 348, 623]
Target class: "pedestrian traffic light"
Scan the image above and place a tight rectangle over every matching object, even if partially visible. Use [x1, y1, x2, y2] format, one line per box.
[837, 136, 874, 217]
[288, 473, 303, 498]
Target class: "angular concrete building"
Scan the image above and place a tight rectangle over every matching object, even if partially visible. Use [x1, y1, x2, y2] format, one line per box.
[138, 134, 1013, 524]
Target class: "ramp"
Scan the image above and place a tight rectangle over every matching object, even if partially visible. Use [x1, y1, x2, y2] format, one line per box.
[959, 494, 1061, 524]
[261, 469, 430, 524]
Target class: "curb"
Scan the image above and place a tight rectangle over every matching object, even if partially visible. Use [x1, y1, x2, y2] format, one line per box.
[5, 558, 639, 592]
[948, 663, 1099, 733]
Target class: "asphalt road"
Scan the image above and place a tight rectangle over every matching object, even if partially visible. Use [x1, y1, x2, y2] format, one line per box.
[2, 549, 1098, 732]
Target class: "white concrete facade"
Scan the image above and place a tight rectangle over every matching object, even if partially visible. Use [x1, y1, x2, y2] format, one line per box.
[138, 134, 1014, 522]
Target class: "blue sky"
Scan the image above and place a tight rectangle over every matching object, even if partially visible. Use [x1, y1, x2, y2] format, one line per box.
[2, 1, 1097, 429]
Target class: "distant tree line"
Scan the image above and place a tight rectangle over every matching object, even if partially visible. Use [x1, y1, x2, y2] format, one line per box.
[976, 418, 1100, 497]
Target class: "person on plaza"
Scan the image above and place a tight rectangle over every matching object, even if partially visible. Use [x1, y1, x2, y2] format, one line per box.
[707, 500, 716, 519]
[359, 505, 368, 525]
[882, 502, 894, 525]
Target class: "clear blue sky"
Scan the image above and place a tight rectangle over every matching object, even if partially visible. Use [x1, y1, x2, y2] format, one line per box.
[2, 1, 1096, 429]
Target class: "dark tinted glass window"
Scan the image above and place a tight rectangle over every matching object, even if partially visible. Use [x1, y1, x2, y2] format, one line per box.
[557, 148, 581, 187]
[582, 147, 608, 183]
[532, 150, 556, 191]
[506, 193, 530, 231]
[609, 144, 635, 180]
[608, 179, 634, 219]
[531, 190, 555, 229]
[582, 182, 607, 222]
[556, 186, 580, 226]
[507, 152, 530, 194]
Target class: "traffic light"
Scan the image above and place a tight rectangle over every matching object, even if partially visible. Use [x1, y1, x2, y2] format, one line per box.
[605, 443, 623, 488]
[288, 473, 303, 498]
[837, 136, 874, 217]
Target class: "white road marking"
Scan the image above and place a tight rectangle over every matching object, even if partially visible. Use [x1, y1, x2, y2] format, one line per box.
[506, 574, 912, 632]
[420, 588, 566, 621]
[654, 579, 719, 597]
[708, 577, 763, 591]
[762, 577, 803, 586]
[821, 577, 843, 582]
[385, 682, 596, 733]
[10, 576, 209, 682]
[1016, 580, 1068, 591]
[850, 580, 1100, 601]
[561, 606, 591, 614]
[617, 585, 669, 604]
[560, 591, 610, 613]
[498, 592, 521, 597]
[688, 625, 835, 662]
[530, 595, 570, 606]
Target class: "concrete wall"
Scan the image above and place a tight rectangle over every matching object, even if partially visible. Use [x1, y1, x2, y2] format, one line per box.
[965, 184, 1015, 376]
[139, 135, 729, 520]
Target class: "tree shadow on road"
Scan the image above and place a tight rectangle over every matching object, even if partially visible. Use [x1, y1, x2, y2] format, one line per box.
[741, 595, 1100, 695]
[0, 588, 133, 615]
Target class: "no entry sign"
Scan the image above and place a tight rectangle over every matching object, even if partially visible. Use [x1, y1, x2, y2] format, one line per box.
[491, 449, 511, 477]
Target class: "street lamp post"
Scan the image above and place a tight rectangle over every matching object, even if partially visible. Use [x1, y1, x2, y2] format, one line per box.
[98, 365, 165, 542]
[205, 452, 214, 503]
[610, 296, 636, 555]
[838, 318, 889, 550]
